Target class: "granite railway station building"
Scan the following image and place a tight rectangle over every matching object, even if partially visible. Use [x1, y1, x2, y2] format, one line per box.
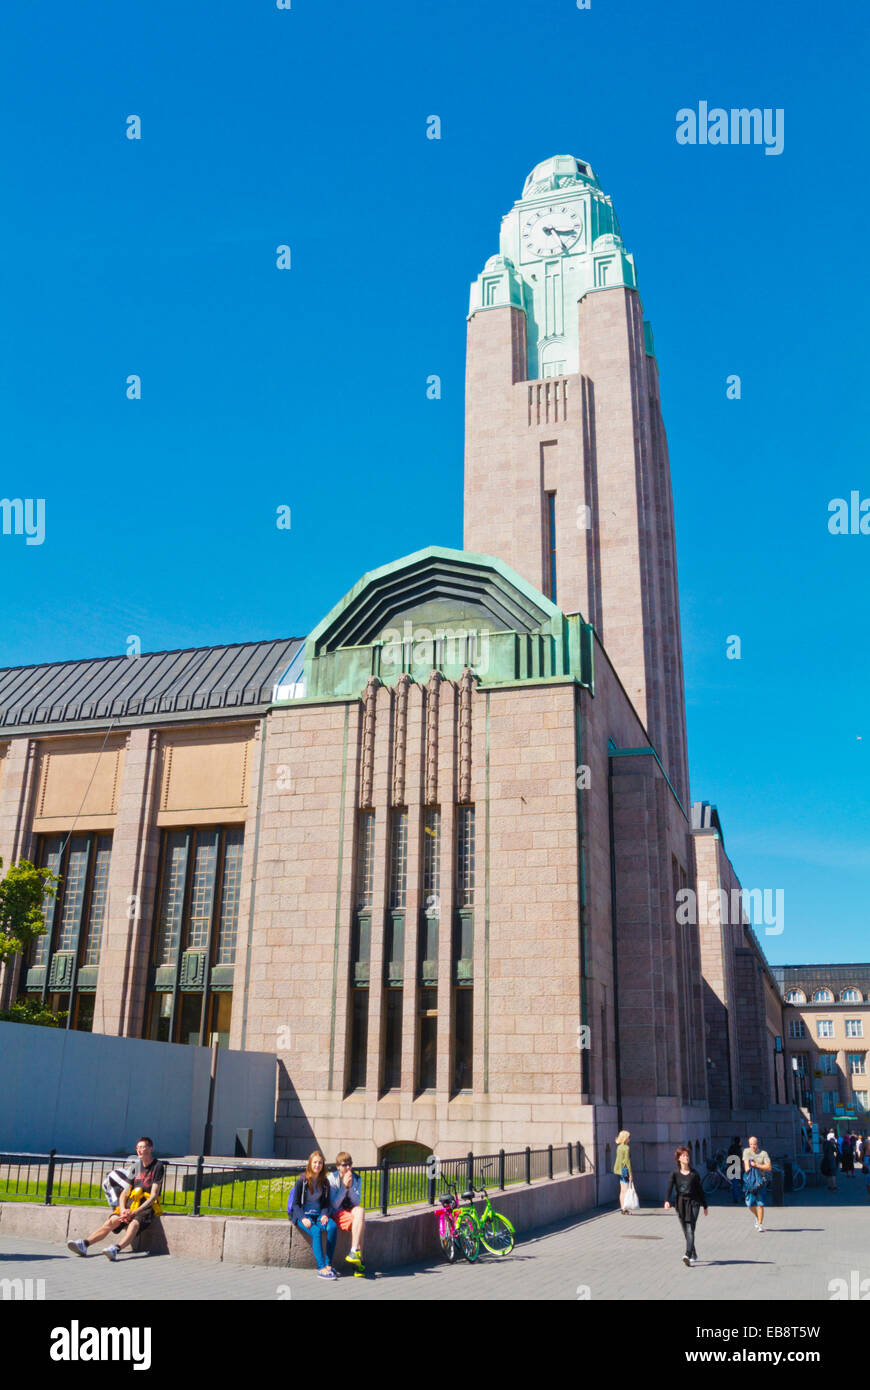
[0, 157, 825, 1191]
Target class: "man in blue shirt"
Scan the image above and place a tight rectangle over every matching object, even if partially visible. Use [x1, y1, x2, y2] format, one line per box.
[328, 1151, 366, 1272]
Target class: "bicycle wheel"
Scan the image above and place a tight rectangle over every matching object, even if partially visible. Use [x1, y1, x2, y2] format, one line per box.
[438, 1215, 456, 1262]
[480, 1210, 515, 1256]
[701, 1170, 721, 1195]
[456, 1211, 480, 1263]
[791, 1166, 806, 1193]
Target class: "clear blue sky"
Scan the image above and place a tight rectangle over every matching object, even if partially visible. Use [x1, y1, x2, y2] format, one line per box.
[0, 0, 867, 964]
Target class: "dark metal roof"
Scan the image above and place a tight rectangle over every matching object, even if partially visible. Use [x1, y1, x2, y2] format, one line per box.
[0, 638, 303, 735]
[771, 963, 870, 988]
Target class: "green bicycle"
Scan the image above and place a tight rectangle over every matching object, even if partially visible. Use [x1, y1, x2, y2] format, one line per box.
[460, 1179, 516, 1255]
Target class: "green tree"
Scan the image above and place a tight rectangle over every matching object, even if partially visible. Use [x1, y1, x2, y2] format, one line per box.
[0, 857, 59, 965]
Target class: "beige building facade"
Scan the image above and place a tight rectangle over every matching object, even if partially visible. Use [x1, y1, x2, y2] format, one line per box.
[0, 155, 822, 1191]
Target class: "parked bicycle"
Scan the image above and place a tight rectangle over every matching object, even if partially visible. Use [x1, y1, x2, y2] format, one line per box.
[459, 1175, 516, 1255]
[435, 1179, 479, 1262]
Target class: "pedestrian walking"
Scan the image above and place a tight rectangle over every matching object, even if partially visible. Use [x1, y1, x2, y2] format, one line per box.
[821, 1131, 839, 1192]
[664, 1146, 708, 1266]
[613, 1130, 634, 1214]
[742, 1136, 772, 1232]
[842, 1134, 855, 1178]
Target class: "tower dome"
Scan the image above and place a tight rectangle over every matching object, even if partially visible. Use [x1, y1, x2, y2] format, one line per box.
[522, 155, 598, 197]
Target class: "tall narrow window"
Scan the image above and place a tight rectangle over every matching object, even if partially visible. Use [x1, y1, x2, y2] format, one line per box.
[389, 810, 408, 909]
[185, 830, 219, 950]
[26, 833, 114, 1027]
[383, 990, 403, 1090]
[215, 828, 243, 965]
[32, 836, 64, 968]
[546, 491, 557, 603]
[418, 987, 438, 1090]
[423, 807, 441, 913]
[454, 988, 473, 1091]
[155, 831, 189, 966]
[456, 806, 475, 907]
[349, 990, 369, 1090]
[81, 836, 112, 967]
[357, 811, 375, 909]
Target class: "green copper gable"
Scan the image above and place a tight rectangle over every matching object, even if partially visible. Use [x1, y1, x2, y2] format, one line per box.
[292, 546, 595, 700]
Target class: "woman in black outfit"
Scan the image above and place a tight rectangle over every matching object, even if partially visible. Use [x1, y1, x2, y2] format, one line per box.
[664, 1145, 708, 1266]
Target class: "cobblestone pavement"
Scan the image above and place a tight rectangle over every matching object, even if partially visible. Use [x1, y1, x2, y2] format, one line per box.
[1, 1183, 867, 1301]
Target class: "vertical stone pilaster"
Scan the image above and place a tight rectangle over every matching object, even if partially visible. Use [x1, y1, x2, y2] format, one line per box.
[93, 727, 160, 1038]
[0, 737, 39, 1008]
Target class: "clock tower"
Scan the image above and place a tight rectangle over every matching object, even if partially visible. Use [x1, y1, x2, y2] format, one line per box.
[464, 154, 690, 808]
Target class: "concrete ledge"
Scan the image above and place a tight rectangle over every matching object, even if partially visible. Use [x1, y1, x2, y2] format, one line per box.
[224, 1219, 292, 1268]
[1, 1172, 596, 1270]
[1, 1202, 70, 1243]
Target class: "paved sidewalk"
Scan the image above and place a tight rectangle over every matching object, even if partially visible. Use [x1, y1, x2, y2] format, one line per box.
[1, 1184, 867, 1301]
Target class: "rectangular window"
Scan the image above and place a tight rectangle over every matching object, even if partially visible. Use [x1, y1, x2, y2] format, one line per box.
[546, 492, 557, 603]
[29, 833, 113, 1028]
[81, 836, 112, 968]
[208, 992, 233, 1049]
[422, 807, 441, 913]
[848, 1053, 866, 1075]
[821, 1089, 839, 1112]
[456, 806, 475, 908]
[147, 826, 241, 1046]
[418, 987, 437, 1090]
[215, 827, 243, 965]
[817, 1019, 834, 1038]
[348, 989, 369, 1090]
[820, 1052, 838, 1075]
[356, 812, 375, 909]
[454, 987, 473, 1091]
[792, 1052, 808, 1075]
[389, 810, 408, 910]
[846, 1019, 864, 1038]
[186, 830, 220, 950]
[32, 836, 65, 968]
[383, 989, 403, 1090]
[154, 830, 190, 966]
[854, 1091, 869, 1113]
[147, 993, 172, 1043]
[55, 837, 91, 952]
[788, 1019, 806, 1039]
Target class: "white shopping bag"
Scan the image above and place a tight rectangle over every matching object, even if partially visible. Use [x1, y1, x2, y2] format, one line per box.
[623, 1181, 640, 1211]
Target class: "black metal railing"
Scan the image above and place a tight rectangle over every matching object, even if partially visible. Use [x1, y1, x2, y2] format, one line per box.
[0, 1141, 591, 1221]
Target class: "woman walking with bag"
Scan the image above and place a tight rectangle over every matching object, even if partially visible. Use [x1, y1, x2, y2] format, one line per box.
[613, 1130, 635, 1214]
[664, 1146, 708, 1266]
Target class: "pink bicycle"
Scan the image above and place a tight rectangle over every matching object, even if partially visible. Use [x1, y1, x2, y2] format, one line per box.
[436, 1179, 480, 1262]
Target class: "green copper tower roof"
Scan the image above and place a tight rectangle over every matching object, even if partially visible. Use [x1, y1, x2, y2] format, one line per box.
[469, 154, 640, 380]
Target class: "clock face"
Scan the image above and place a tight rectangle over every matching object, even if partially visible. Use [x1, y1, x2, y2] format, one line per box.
[521, 203, 583, 258]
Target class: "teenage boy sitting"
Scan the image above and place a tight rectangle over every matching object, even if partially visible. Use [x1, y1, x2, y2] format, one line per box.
[67, 1136, 163, 1261]
[328, 1151, 365, 1268]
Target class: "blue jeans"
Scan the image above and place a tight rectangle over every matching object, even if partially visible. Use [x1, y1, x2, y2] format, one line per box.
[295, 1215, 337, 1269]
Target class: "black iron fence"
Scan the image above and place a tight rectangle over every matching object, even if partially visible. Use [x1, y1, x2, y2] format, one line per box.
[0, 1142, 589, 1220]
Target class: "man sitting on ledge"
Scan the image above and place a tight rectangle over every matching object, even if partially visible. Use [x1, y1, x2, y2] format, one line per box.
[67, 1136, 164, 1262]
[329, 1150, 366, 1272]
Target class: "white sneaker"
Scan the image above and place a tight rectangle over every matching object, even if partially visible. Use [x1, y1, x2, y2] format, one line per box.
[67, 1238, 88, 1257]
[756, 1224, 764, 1234]
[689, 1258, 698, 1266]
[103, 1244, 121, 1261]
